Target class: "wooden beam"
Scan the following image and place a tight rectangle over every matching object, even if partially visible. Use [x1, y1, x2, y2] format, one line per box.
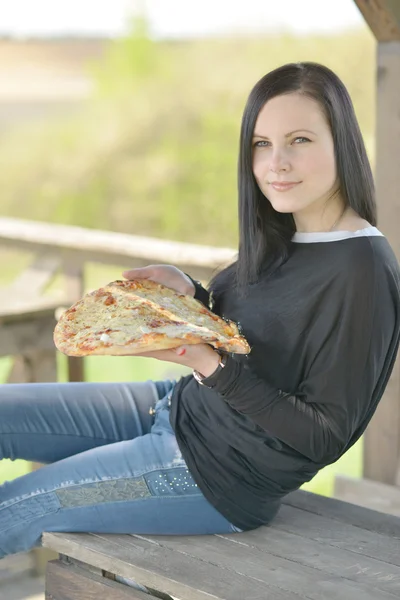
[0, 293, 70, 320]
[334, 475, 400, 517]
[46, 559, 152, 600]
[63, 259, 85, 382]
[363, 40, 400, 485]
[354, 1, 400, 41]
[0, 217, 236, 282]
[0, 314, 58, 357]
[7, 253, 60, 297]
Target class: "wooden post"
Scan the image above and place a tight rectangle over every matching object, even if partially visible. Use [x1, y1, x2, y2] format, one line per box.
[353, 1, 400, 42]
[63, 258, 85, 382]
[29, 339, 61, 574]
[363, 40, 400, 485]
[353, 1, 400, 485]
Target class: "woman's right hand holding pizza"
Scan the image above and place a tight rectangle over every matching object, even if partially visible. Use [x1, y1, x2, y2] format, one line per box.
[122, 265, 196, 296]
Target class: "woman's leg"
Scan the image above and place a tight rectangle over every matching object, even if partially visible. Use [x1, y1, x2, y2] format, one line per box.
[0, 388, 236, 558]
[0, 379, 171, 463]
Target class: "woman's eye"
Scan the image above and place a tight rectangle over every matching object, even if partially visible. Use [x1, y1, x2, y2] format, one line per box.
[253, 137, 310, 148]
[292, 137, 310, 144]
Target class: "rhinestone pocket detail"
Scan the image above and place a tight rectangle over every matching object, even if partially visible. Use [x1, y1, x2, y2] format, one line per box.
[145, 467, 200, 496]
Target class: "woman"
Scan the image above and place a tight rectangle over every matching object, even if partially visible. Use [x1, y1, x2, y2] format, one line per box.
[0, 62, 399, 558]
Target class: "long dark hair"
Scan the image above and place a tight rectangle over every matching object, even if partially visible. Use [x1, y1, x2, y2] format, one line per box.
[209, 62, 377, 299]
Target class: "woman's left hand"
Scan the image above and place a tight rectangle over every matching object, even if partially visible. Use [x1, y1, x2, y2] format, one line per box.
[133, 343, 221, 377]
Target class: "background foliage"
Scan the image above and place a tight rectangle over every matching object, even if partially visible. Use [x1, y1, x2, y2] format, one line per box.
[0, 20, 375, 247]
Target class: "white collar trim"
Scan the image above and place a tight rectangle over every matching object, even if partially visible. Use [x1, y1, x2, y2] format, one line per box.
[292, 226, 384, 244]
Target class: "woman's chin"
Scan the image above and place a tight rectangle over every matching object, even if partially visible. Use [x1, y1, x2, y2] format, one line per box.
[269, 200, 302, 214]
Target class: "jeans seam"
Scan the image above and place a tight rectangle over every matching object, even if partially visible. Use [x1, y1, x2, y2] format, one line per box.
[0, 507, 61, 534]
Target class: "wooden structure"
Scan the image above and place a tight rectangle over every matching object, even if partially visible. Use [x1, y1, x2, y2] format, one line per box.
[42, 489, 400, 600]
[0, 254, 72, 385]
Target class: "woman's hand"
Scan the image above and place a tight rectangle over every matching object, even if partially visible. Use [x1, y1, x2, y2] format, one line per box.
[122, 265, 218, 375]
[133, 343, 221, 377]
[122, 264, 196, 296]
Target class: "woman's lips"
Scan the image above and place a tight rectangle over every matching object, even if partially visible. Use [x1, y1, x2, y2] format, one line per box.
[270, 182, 300, 192]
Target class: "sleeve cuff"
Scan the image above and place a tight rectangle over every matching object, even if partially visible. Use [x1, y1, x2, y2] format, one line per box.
[184, 273, 211, 309]
[200, 353, 242, 393]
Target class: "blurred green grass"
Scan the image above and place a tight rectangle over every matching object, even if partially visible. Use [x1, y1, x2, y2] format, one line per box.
[0, 27, 376, 249]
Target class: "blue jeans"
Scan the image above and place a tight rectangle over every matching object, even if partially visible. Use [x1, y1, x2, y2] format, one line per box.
[0, 379, 240, 559]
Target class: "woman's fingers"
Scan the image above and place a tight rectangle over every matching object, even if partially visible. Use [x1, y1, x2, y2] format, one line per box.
[122, 266, 154, 279]
[121, 265, 195, 296]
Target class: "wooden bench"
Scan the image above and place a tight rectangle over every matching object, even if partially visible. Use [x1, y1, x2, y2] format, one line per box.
[42, 489, 400, 600]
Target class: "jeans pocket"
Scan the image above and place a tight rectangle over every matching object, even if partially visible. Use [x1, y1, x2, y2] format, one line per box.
[154, 379, 176, 402]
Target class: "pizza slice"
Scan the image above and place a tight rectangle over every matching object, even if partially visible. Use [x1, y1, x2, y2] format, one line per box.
[54, 279, 250, 357]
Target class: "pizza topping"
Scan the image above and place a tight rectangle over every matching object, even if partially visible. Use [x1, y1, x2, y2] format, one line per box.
[148, 318, 168, 328]
[77, 341, 97, 352]
[104, 294, 116, 306]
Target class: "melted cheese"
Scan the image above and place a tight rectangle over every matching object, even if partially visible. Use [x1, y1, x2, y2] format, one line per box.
[63, 290, 222, 350]
[114, 282, 236, 338]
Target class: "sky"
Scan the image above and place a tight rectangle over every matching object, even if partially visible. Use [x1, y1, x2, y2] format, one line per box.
[0, 0, 366, 39]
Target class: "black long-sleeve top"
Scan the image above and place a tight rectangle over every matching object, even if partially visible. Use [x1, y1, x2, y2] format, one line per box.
[169, 228, 400, 530]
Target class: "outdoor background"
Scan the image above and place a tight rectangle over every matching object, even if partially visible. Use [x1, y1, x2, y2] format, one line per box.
[0, 0, 375, 498]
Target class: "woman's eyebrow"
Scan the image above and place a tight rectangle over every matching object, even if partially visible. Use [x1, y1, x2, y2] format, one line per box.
[252, 129, 317, 139]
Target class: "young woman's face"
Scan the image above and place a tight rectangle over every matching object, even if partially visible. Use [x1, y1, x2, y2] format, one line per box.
[252, 93, 340, 225]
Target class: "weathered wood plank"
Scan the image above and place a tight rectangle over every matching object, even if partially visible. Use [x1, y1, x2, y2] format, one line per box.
[6, 351, 57, 388]
[7, 253, 60, 297]
[62, 259, 85, 382]
[0, 293, 67, 320]
[29, 348, 58, 382]
[127, 532, 399, 600]
[42, 489, 400, 600]
[42, 531, 302, 600]
[273, 504, 400, 568]
[0, 317, 56, 356]
[354, 0, 400, 42]
[0, 217, 235, 281]
[46, 559, 151, 600]
[7, 355, 30, 383]
[334, 475, 400, 517]
[284, 490, 400, 538]
[220, 526, 400, 596]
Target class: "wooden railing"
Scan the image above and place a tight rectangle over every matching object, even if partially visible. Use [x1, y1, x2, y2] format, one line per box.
[0, 217, 236, 279]
[0, 217, 237, 381]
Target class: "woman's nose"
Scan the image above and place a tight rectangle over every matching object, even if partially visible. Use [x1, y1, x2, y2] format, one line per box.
[269, 149, 290, 173]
